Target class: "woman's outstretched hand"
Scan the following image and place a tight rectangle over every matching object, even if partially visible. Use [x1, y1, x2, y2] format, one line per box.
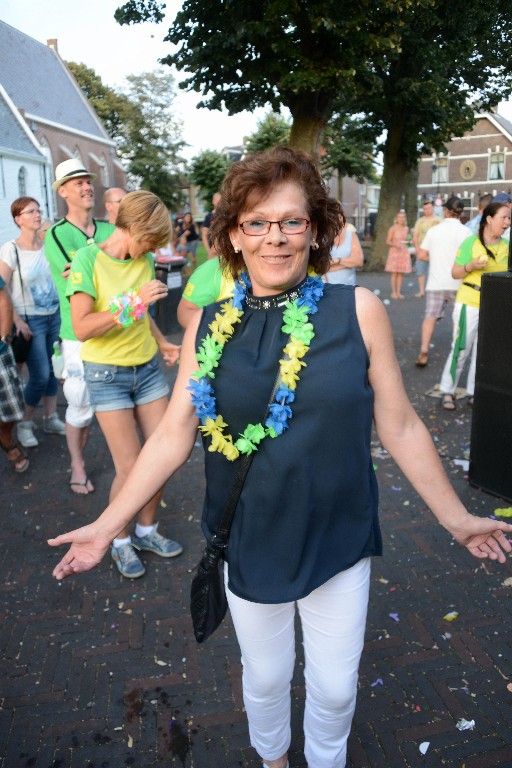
[48, 524, 112, 580]
[448, 516, 512, 563]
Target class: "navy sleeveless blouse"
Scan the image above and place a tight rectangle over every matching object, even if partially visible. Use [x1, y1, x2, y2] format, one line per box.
[197, 283, 381, 603]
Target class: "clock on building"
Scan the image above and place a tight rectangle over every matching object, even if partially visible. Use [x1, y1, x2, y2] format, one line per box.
[460, 159, 476, 180]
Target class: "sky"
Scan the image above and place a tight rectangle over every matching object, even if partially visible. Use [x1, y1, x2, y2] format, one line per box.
[2, 0, 512, 160]
[1, 0, 270, 159]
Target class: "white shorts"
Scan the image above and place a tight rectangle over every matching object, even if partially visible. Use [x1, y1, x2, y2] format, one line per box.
[61, 339, 94, 428]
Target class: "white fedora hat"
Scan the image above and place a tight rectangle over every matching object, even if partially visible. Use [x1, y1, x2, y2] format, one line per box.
[52, 158, 96, 190]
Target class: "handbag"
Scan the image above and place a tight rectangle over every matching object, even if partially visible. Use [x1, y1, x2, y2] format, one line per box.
[11, 331, 32, 364]
[190, 371, 281, 643]
[11, 242, 32, 364]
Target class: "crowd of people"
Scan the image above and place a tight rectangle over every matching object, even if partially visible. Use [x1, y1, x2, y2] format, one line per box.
[1, 147, 511, 768]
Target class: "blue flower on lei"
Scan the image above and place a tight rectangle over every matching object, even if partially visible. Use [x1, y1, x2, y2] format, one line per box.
[275, 384, 295, 405]
[265, 403, 293, 435]
[232, 273, 251, 310]
[297, 276, 324, 314]
[187, 378, 216, 422]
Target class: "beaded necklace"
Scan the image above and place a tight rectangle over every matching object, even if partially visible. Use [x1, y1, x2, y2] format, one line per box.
[187, 272, 324, 461]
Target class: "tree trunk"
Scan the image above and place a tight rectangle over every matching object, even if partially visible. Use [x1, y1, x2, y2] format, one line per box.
[403, 164, 419, 233]
[368, 124, 410, 271]
[287, 93, 332, 157]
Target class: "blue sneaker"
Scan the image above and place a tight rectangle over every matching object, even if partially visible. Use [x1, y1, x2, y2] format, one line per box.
[111, 542, 145, 578]
[132, 523, 183, 558]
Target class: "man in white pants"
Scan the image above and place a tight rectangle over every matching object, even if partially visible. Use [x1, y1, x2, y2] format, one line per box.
[45, 159, 115, 494]
[415, 197, 468, 367]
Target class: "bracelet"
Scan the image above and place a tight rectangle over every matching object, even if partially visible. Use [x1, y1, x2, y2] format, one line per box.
[463, 264, 471, 273]
[109, 290, 147, 328]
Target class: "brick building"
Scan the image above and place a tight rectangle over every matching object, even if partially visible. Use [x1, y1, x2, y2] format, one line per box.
[0, 21, 126, 238]
[418, 111, 512, 221]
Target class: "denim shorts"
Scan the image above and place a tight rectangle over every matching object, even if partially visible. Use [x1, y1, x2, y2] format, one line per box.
[415, 259, 429, 277]
[83, 356, 169, 412]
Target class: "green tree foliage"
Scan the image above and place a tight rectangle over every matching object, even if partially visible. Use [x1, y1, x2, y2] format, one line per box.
[189, 150, 231, 209]
[244, 112, 290, 154]
[68, 62, 186, 210]
[120, 69, 186, 209]
[115, 1, 512, 265]
[359, 1, 512, 268]
[114, 0, 408, 155]
[322, 108, 378, 200]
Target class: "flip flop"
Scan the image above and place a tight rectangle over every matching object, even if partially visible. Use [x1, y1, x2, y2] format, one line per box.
[70, 478, 94, 495]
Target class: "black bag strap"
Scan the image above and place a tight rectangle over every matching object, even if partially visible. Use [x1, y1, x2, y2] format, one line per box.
[209, 367, 282, 551]
[12, 241, 28, 322]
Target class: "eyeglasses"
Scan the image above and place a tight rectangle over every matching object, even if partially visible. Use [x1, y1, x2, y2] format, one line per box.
[239, 218, 310, 236]
[20, 208, 41, 216]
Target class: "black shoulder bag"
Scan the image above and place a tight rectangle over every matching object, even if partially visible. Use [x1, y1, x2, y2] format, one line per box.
[11, 242, 32, 364]
[190, 370, 281, 643]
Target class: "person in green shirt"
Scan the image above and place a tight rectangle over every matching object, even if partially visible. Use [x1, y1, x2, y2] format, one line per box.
[45, 159, 115, 495]
[177, 256, 235, 328]
[439, 201, 510, 410]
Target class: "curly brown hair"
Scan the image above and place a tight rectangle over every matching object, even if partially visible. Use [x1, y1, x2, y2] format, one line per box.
[210, 146, 344, 279]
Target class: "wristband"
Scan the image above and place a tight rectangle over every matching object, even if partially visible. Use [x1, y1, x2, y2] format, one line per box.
[109, 290, 147, 328]
[463, 264, 471, 273]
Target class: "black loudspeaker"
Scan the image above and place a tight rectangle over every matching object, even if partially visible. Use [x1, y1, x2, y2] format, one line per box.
[469, 271, 512, 501]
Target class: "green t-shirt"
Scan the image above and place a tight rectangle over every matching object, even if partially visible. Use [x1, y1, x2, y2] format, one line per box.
[182, 257, 235, 307]
[414, 215, 440, 246]
[45, 218, 115, 340]
[455, 235, 509, 308]
[66, 243, 158, 366]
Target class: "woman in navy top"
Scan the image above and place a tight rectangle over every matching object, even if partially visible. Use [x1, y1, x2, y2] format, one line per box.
[50, 147, 512, 768]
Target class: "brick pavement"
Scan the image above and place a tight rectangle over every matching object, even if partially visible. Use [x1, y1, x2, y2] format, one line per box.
[1, 272, 511, 768]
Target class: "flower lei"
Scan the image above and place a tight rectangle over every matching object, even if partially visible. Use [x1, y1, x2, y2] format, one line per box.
[187, 272, 324, 461]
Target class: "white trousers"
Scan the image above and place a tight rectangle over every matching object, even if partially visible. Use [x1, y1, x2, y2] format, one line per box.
[439, 302, 480, 397]
[225, 558, 371, 768]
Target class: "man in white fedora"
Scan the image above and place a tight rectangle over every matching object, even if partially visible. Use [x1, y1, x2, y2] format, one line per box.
[45, 159, 115, 495]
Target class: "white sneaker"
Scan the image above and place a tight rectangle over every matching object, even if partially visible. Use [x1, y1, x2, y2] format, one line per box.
[43, 413, 66, 435]
[17, 421, 38, 447]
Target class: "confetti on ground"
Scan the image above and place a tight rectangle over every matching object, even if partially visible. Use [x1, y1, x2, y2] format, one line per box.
[160, 499, 167, 508]
[453, 459, 470, 471]
[389, 613, 400, 622]
[127, 734, 134, 748]
[503, 577, 512, 587]
[443, 611, 459, 621]
[371, 678, 384, 687]
[456, 718, 475, 731]
[494, 507, 512, 517]
[378, 577, 389, 584]
[419, 742, 430, 755]
[507, 683, 512, 693]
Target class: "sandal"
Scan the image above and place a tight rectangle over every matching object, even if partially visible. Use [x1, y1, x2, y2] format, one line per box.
[415, 352, 428, 367]
[70, 477, 94, 495]
[441, 393, 456, 411]
[1, 441, 30, 473]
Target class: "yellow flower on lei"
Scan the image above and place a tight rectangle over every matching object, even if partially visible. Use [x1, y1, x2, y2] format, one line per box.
[199, 415, 229, 437]
[283, 338, 309, 360]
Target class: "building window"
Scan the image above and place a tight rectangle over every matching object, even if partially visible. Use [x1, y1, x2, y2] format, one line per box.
[489, 152, 505, 180]
[99, 154, 109, 186]
[432, 157, 448, 184]
[73, 147, 84, 165]
[18, 167, 27, 195]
